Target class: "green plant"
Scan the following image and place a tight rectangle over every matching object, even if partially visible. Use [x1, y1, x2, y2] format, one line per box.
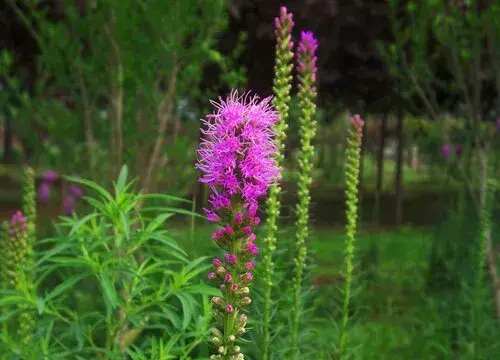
[338, 115, 364, 358]
[262, 6, 294, 360]
[0, 166, 218, 358]
[291, 30, 318, 360]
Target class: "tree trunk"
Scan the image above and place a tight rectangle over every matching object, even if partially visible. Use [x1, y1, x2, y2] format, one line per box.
[373, 112, 388, 224]
[394, 108, 404, 226]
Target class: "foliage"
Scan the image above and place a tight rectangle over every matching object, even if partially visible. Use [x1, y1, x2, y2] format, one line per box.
[0, 166, 218, 358]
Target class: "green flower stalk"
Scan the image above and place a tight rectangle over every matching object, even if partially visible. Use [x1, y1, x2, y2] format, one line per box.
[0, 220, 9, 335]
[5, 211, 35, 343]
[291, 30, 318, 360]
[262, 6, 294, 360]
[339, 114, 365, 358]
[22, 167, 36, 248]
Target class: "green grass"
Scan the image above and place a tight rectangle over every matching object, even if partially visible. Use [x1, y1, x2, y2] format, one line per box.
[170, 223, 450, 358]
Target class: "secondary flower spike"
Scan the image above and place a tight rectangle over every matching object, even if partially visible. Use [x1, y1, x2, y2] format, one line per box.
[196, 90, 280, 360]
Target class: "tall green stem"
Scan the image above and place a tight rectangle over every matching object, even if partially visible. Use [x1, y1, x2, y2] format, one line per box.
[291, 31, 318, 360]
[338, 115, 364, 358]
[262, 7, 294, 360]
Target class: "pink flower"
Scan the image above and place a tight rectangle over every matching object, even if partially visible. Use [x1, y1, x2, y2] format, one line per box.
[231, 283, 239, 291]
[42, 170, 59, 183]
[196, 91, 280, 210]
[442, 144, 451, 159]
[247, 243, 259, 256]
[213, 258, 222, 267]
[38, 182, 51, 204]
[234, 213, 243, 224]
[248, 233, 257, 242]
[246, 262, 255, 271]
[208, 272, 217, 279]
[64, 195, 75, 215]
[225, 225, 234, 235]
[242, 226, 252, 234]
[225, 274, 233, 282]
[226, 305, 234, 313]
[68, 183, 83, 199]
[297, 31, 318, 82]
[252, 217, 261, 225]
[225, 253, 237, 265]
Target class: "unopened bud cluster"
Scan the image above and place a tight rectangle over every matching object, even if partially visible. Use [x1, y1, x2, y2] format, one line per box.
[207, 207, 261, 359]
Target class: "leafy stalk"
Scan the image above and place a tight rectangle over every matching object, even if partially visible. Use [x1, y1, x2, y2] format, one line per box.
[338, 115, 364, 358]
[291, 31, 318, 360]
[262, 6, 294, 360]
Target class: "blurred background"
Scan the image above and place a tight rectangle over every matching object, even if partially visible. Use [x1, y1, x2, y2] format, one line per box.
[1, 0, 500, 358]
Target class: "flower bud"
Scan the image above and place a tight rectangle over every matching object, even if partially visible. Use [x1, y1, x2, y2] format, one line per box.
[242, 226, 252, 234]
[218, 346, 225, 354]
[238, 287, 250, 295]
[212, 336, 222, 345]
[231, 283, 239, 292]
[248, 233, 257, 242]
[240, 297, 252, 306]
[239, 313, 248, 327]
[208, 272, 217, 279]
[252, 216, 261, 225]
[213, 258, 222, 267]
[234, 213, 243, 224]
[233, 345, 241, 353]
[212, 297, 223, 306]
[210, 328, 223, 338]
[247, 243, 259, 256]
[220, 284, 226, 291]
[226, 304, 234, 313]
[225, 273, 233, 282]
[236, 327, 246, 335]
[228, 335, 236, 343]
[216, 266, 226, 276]
[241, 272, 253, 285]
[245, 261, 255, 270]
[225, 225, 233, 235]
[224, 253, 237, 265]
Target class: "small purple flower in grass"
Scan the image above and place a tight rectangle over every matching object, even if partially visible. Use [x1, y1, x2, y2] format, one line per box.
[38, 182, 51, 204]
[42, 170, 58, 183]
[196, 90, 280, 359]
[441, 144, 451, 159]
[63, 195, 75, 215]
[68, 183, 83, 199]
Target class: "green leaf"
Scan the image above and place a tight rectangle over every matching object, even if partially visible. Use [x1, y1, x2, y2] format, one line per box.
[46, 273, 87, 301]
[183, 284, 221, 297]
[145, 213, 173, 233]
[116, 165, 129, 193]
[175, 293, 193, 329]
[99, 271, 119, 311]
[64, 176, 114, 202]
[138, 193, 192, 204]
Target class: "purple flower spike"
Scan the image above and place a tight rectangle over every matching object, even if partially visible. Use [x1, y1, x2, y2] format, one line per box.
[69, 183, 83, 199]
[63, 195, 75, 215]
[38, 182, 51, 204]
[297, 31, 318, 83]
[441, 144, 451, 159]
[196, 91, 280, 211]
[42, 170, 59, 183]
